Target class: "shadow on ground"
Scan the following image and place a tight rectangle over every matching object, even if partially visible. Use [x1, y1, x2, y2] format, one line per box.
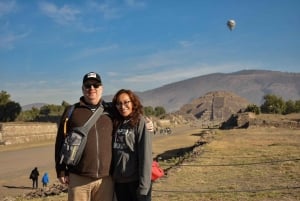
[3, 185, 32, 190]
[155, 130, 211, 161]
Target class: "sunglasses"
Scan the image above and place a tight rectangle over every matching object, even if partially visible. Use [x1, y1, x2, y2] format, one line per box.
[84, 83, 101, 89]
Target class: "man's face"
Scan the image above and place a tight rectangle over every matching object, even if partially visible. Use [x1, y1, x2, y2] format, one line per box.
[82, 80, 103, 105]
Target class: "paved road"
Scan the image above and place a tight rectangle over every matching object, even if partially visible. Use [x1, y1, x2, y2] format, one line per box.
[0, 145, 56, 198]
[0, 125, 199, 199]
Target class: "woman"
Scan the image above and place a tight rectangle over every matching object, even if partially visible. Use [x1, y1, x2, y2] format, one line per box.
[112, 89, 153, 201]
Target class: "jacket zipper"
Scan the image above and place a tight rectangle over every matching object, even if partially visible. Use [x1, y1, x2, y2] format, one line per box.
[95, 123, 100, 178]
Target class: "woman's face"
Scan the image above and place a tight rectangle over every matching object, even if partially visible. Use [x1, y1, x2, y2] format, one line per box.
[116, 93, 133, 118]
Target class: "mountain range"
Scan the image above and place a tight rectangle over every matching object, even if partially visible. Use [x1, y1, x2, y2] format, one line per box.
[129, 69, 300, 112]
[23, 70, 300, 113]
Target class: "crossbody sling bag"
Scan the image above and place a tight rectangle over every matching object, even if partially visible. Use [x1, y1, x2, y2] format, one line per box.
[59, 105, 104, 166]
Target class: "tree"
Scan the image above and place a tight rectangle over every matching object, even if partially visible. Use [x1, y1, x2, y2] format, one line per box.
[0, 91, 22, 122]
[245, 104, 260, 114]
[295, 100, 300, 113]
[39, 105, 51, 116]
[0, 101, 21, 122]
[260, 94, 286, 114]
[144, 106, 167, 117]
[61, 100, 70, 108]
[154, 106, 166, 117]
[39, 104, 65, 116]
[0, 90, 10, 105]
[284, 100, 296, 114]
[16, 107, 40, 121]
[144, 106, 155, 116]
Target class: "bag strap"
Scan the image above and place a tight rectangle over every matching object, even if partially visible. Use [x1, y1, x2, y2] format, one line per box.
[63, 104, 104, 137]
[63, 105, 75, 137]
[79, 106, 104, 134]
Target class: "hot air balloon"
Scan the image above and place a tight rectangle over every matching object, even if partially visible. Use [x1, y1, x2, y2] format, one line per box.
[227, 19, 236, 31]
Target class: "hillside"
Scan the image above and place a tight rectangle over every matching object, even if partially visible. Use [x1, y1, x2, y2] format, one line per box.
[22, 103, 47, 111]
[23, 70, 300, 113]
[134, 70, 300, 112]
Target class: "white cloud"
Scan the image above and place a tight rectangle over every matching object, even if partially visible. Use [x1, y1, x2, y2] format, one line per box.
[120, 64, 233, 84]
[124, 0, 146, 8]
[88, 0, 146, 20]
[0, 32, 29, 49]
[101, 34, 267, 93]
[68, 44, 119, 61]
[0, 0, 16, 17]
[178, 40, 194, 48]
[6, 78, 81, 106]
[103, 39, 265, 92]
[88, 1, 121, 20]
[38, 2, 80, 25]
[38, 2, 105, 33]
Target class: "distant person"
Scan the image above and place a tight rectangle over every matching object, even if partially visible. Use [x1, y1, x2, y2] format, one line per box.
[111, 89, 153, 201]
[29, 167, 39, 189]
[42, 172, 49, 187]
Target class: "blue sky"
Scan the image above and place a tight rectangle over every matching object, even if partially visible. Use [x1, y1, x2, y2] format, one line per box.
[0, 0, 299, 106]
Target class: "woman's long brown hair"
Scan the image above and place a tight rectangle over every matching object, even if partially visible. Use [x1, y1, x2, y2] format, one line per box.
[112, 89, 144, 128]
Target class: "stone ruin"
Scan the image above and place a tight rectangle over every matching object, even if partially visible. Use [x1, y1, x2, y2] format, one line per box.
[221, 112, 300, 129]
[175, 91, 250, 128]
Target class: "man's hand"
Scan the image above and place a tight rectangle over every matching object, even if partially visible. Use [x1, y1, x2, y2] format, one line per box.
[58, 176, 69, 185]
[145, 116, 154, 132]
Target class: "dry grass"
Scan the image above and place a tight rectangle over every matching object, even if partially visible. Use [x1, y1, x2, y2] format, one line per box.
[152, 127, 300, 201]
[6, 126, 300, 201]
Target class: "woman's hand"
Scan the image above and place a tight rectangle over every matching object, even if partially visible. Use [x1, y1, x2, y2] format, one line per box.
[145, 117, 154, 132]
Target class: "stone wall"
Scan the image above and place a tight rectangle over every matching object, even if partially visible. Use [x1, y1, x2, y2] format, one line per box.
[0, 122, 58, 145]
[221, 112, 300, 129]
[156, 119, 171, 127]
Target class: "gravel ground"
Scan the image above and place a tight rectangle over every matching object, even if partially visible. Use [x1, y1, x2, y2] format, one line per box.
[0, 144, 57, 199]
[0, 125, 199, 200]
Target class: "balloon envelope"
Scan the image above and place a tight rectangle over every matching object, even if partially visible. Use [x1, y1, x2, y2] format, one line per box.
[227, 20, 236, 31]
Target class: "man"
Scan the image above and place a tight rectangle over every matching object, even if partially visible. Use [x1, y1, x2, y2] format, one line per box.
[55, 72, 114, 201]
[29, 167, 39, 189]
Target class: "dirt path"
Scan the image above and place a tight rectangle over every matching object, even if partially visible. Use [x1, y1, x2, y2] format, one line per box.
[0, 145, 57, 198]
[0, 125, 201, 199]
